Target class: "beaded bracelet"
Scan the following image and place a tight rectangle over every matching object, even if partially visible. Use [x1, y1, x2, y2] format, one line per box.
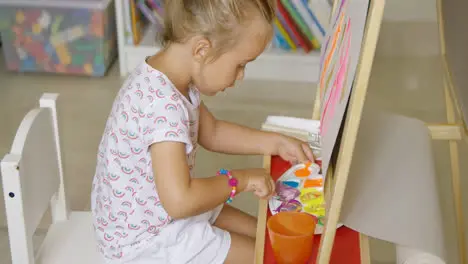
[217, 169, 238, 204]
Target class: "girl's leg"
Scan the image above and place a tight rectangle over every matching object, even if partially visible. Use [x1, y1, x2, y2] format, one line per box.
[224, 232, 255, 264]
[214, 204, 257, 238]
[214, 205, 258, 263]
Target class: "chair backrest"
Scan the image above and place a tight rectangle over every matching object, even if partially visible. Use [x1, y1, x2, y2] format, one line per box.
[1, 93, 69, 264]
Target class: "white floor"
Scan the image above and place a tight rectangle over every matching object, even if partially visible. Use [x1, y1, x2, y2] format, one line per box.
[0, 27, 467, 263]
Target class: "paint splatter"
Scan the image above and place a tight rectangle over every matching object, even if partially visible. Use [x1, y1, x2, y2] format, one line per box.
[320, 18, 352, 135]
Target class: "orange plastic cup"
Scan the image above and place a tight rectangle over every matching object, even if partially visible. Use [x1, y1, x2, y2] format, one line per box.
[267, 212, 317, 264]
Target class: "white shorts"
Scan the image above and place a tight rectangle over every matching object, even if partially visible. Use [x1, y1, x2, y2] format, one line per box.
[112, 205, 231, 264]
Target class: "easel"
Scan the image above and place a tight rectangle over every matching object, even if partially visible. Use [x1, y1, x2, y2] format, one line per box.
[255, 0, 468, 262]
[311, 0, 384, 262]
[255, 0, 385, 262]
[436, 0, 468, 262]
[314, 0, 468, 262]
[314, 0, 467, 262]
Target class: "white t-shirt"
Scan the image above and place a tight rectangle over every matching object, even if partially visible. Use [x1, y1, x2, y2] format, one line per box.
[91, 61, 200, 260]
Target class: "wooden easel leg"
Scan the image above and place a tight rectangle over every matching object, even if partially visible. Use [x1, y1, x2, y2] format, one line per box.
[444, 80, 467, 264]
[312, 83, 322, 121]
[437, 3, 468, 260]
[254, 155, 272, 264]
[359, 234, 371, 264]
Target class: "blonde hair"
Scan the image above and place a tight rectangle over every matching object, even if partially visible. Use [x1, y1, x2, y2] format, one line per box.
[161, 0, 275, 58]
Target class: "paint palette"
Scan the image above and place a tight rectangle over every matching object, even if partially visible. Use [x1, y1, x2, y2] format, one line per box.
[269, 161, 344, 234]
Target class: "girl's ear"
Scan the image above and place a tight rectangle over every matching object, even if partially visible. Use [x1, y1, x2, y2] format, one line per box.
[192, 36, 211, 63]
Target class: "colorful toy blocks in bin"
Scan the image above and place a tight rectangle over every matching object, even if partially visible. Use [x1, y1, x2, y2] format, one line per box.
[0, 0, 116, 77]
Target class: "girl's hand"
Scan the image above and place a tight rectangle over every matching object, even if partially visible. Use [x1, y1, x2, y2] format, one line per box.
[233, 169, 275, 199]
[274, 135, 314, 164]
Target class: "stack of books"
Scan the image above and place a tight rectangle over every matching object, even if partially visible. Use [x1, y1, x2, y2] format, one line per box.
[123, 0, 331, 53]
[122, 0, 164, 45]
[273, 0, 331, 53]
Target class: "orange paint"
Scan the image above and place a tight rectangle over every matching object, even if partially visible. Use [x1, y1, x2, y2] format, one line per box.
[325, 61, 335, 92]
[320, 0, 350, 100]
[319, 13, 345, 99]
[320, 19, 352, 136]
[295, 168, 309, 178]
[294, 162, 312, 178]
[304, 179, 323, 188]
[340, 22, 352, 103]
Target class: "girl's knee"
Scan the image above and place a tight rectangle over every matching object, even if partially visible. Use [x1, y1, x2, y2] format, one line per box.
[224, 232, 255, 264]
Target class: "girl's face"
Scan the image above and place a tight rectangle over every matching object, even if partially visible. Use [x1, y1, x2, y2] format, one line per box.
[192, 17, 273, 96]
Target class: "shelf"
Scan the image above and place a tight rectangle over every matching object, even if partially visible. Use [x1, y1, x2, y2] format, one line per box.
[119, 26, 320, 83]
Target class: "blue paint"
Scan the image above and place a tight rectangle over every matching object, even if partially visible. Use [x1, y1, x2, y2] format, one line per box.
[283, 181, 299, 188]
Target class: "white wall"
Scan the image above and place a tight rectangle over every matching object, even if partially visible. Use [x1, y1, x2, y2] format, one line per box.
[376, 0, 440, 57]
[382, 0, 437, 21]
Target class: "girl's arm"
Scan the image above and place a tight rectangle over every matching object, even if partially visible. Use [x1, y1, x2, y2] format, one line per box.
[198, 102, 281, 156]
[150, 141, 250, 219]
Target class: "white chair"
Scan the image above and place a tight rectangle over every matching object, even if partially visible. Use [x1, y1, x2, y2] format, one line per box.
[1, 93, 103, 264]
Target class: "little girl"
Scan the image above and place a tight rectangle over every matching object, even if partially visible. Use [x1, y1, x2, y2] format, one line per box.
[91, 0, 314, 263]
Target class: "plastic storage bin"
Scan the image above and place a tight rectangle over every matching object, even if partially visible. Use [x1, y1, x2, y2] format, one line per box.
[0, 0, 116, 76]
